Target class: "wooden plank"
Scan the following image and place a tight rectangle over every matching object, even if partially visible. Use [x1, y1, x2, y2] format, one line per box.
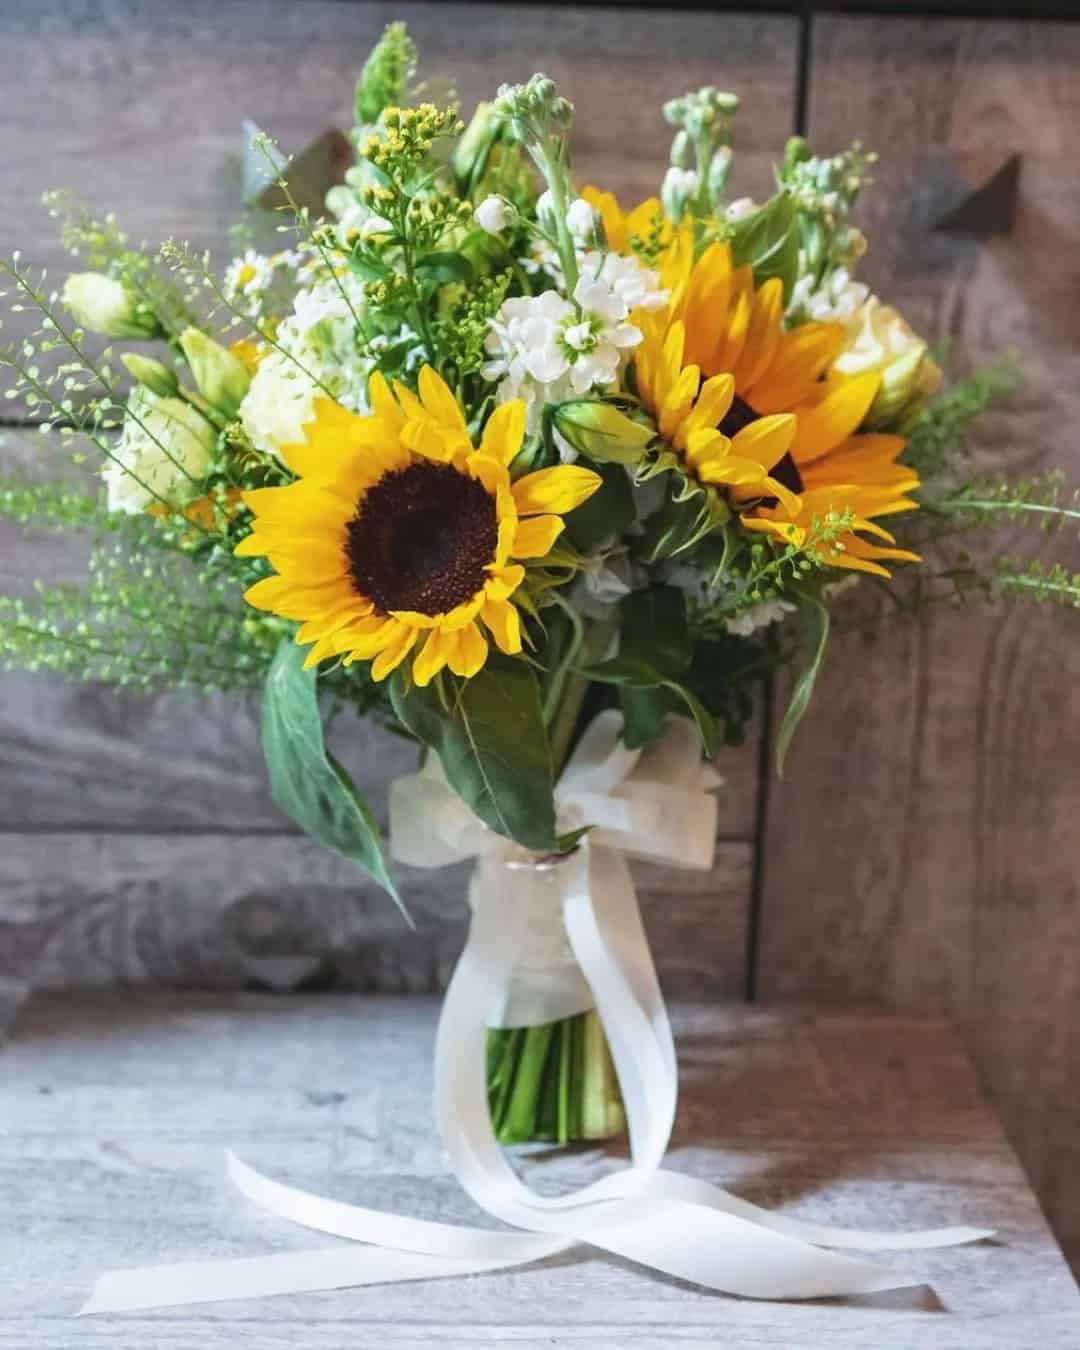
[0, 835, 752, 1027]
[1, 992, 1077, 1345]
[757, 14, 1080, 1277]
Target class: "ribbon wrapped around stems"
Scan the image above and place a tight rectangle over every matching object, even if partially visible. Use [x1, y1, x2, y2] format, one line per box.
[80, 712, 991, 1315]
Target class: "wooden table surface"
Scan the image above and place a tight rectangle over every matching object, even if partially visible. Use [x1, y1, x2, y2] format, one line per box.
[1, 993, 1077, 1347]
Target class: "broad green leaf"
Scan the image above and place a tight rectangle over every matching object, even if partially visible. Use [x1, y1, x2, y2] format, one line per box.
[730, 191, 800, 301]
[620, 684, 682, 750]
[776, 592, 830, 777]
[582, 656, 717, 758]
[619, 584, 691, 679]
[261, 640, 404, 913]
[391, 659, 558, 851]
[415, 251, 475, 284]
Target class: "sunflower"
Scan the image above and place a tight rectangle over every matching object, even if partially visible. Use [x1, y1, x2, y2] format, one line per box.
[236, 367, 601, 684]
[581, 185, 672, 259]
[632, 231, 920, 575]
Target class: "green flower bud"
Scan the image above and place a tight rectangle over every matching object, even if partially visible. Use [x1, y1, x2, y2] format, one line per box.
[121, 352, 179, 399]
[707, 145, 733, 205]
[552, 399, 655, 464]
[454, 101, 500, 191]
[669, 129, 692, 170]
[61, 272, 163, 339]
[178, 326, 251, 418]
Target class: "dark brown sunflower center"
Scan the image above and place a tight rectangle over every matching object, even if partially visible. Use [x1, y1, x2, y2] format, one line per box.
[346, 460, 498, 616]
[717, 392, 804, 497]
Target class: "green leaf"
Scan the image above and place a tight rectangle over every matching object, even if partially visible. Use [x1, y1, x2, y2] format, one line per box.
[390, 659, 558, 851]
[415, 251, 475, 284]
[582, 656, 717, 757]
[619, 585, 691, 679]
[620, 684, 683, 749]
[776, 592, 830, 777]
[261, 639, 404, 914]
[730, 191, 800, 301]
[564, 461, 636, 551]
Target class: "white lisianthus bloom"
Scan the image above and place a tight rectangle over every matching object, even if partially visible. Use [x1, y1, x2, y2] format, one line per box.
[476, 195, 513, 235]
[238, 350, 318, 458]
[104, 387, 216, 515]
[833, 294, 938, 387]
[62, 272, 160, 339]
[724, 598, 796, 638]
[566, 196, 600, 239]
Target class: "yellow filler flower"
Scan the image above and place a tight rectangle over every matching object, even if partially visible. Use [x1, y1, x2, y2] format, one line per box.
[633, 230, 920, 574]
[237, 367, 601, 684]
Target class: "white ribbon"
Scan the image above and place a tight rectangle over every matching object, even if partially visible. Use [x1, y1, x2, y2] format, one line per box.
[80, 712, 991, 1315]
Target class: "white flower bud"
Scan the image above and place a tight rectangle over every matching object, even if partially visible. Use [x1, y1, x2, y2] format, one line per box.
[726, 196, 758, 222]
[475, 195, 513, 235]
[661, 167, 700, 222]
[62, 272, 162, 339]
[536, 189, 559, 236]
[566, 196, 600, 239]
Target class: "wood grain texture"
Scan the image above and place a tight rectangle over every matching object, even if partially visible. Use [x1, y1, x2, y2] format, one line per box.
[758, 14, 1080, 1275]
[2, 992, 1078, 1345]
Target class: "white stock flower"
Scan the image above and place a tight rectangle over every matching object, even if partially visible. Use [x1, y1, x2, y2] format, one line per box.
[788, 266, 870, 325]
[104, 387, 216, 515]
[476, 195, 513, 235]
[566, 196, 600, 238]
[238, 350, 319, 459]
[724, 598, 796, 638]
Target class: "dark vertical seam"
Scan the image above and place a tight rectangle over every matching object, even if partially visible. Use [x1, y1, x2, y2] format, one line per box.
[744, 1, 813, 1003]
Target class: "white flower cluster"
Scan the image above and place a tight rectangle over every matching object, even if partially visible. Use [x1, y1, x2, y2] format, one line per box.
[724, 597, 796, 638]
[788, 266, 870, 325]
[223, 249, 298, 321]
[239, 270, 421, 459]
[104, 387, 216, 515]
[483, 250, 667, 430]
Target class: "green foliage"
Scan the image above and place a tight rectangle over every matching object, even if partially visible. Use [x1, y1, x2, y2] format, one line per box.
[729, 192, 800, 301]
[904, 359, 1020, 482]
[261, 641, 403, 912]
[390, 659, 558, 851]
[775, 593, 830, 776]
[355, 22, 419, 126]
[0, 536, 272, 692]
[581, 656, 718, 758]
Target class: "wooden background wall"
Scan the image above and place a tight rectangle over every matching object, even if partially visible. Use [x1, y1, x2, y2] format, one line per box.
[2, 1, 1079, 1274]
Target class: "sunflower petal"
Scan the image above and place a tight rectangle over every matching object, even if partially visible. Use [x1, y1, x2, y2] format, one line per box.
[447, 621, 489, 679]
[418, 365, 468, 434]
[744, 322, 843, 413]
[675, 373, 735, 448]
[370, 624, 419, 681]
[790, 373, 882, 462]
[513, 514, 564, 558]
[658, 362, 701, 442]
[733, 277, 784, 391]
[368, 370, 405, 430]
[480, 399, 527, 465]
[511, 465, 601, 516]
[485, 564, 526, 600]
[413, 628, 455, 686]
[730, 413, 796, 471]
[482, 597, 522, 654]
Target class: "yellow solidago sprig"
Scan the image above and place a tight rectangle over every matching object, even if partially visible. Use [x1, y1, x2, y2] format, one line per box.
[236, 367, 601, 685]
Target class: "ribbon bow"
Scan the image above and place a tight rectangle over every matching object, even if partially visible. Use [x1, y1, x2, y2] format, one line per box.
[81, 713, 989, 1314]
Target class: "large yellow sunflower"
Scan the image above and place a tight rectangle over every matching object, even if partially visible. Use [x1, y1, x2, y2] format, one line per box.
[632, 230, 920, 574]
[237, 367, 601, 684]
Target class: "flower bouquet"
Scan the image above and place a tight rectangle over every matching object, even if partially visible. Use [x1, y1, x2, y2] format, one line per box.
[2, 23, 1078, 1305]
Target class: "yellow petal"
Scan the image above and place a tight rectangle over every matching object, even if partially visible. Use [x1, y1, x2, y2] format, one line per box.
[790, 373, 882, 462]
[370, 624, 418, 681]
[392, 380, 426, 422]
[675, 372, 735, 449]
[368, 370, 405, 430]
[418, 365, 468, 434]
[513, 514, 565, 559]
[730, 413, 796, 471]
[447, 621, 489, 679]
[683, 428, 732, 472]
[413, 628, 455, 687]
[482, 598, 522, 655]
[480, 400, 527, 465]
[511, 465, 601, 516]
[710, 268, 753, 375]
[438, 592, 486, 632]
[300, 635, 341, 670]
[733, 277, 784, 391]
[744, 322, 843, 413]
[485, 564, 525, 600]
[468, 453, 510, 499]
[658, 362, 701, 442]
[657, 323, 687, 410]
